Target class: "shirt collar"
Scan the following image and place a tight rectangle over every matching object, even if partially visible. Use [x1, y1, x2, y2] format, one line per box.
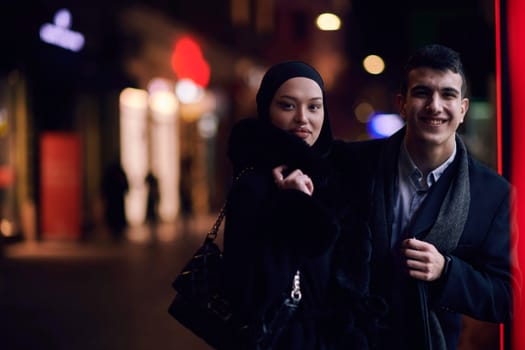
[399, 141, 457, 190]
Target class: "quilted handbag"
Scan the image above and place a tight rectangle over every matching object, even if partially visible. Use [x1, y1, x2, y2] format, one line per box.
[168, 167, 302, 349]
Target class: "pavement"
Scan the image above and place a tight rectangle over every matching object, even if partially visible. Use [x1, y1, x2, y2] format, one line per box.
[0, 217, 219, 350]
[0, 215, 502, 350]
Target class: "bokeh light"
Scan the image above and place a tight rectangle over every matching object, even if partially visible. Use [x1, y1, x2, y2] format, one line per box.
[175, 79, 204, 103]
[354, 101, 375, 123]
[119, 88, 148, 110]
[363, 54, 385, 75]
[316, 13, 341, 31]
[368, 113, 404, 138]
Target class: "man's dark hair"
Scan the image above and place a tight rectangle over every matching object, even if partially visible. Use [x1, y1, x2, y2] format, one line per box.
[400, 44, 468, 97]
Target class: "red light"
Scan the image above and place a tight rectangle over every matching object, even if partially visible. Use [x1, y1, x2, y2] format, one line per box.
[0, 166, 14, 187]
[495, 0, 503, 176]
[507, 0, 525, 348]
[171, 36, 210, 88]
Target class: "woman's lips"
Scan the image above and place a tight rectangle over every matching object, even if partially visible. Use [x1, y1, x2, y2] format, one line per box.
[290, 128, 311, 139]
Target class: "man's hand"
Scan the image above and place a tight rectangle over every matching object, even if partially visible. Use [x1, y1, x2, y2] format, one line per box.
[401, 238, 446, 281]
[272, 165, 314, 196]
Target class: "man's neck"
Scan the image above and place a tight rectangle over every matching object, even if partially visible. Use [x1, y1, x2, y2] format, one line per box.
[404, 138, 456, 178]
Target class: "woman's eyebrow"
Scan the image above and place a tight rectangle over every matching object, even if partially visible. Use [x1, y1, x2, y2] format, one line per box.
[275, 95, 323, 102]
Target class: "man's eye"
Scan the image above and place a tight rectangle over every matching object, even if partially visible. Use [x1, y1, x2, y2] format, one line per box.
[412, 89, 429, 97]
[442, 92, 458, 99]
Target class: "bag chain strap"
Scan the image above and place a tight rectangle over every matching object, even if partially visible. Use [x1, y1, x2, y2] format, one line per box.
[206, 166, 254, 241]
[291, 270, 302, 302]
[206, 165, 302, 305]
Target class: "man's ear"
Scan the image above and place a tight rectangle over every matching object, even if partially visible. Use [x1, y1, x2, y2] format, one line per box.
[460, 98, 469, 124]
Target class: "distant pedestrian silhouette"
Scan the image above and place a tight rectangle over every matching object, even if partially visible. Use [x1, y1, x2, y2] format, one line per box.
[145, 171, 160, 245]
[145, 171, 160, 224]
[179, 156, 194, 232]
[101, 160, 129, 240]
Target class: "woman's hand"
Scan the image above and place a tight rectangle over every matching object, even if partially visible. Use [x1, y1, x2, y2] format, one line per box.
[272, 165, 314, 196]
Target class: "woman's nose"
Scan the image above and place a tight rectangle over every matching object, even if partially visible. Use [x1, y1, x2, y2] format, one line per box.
[293, 107, 307, 123]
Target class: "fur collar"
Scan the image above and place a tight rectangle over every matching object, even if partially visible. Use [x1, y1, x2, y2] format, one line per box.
[227, 118, 331, 185]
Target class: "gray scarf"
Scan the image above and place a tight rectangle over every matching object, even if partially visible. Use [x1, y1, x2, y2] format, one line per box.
[417, 134, 470, 350]
[422, 134, 470, 254]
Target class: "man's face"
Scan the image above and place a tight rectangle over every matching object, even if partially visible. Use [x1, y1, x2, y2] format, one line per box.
[399, 67, 469, 153]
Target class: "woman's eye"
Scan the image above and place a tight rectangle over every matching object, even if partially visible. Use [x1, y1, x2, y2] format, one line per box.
[278, 102, 294, 110]
[309, 104, 322, 111]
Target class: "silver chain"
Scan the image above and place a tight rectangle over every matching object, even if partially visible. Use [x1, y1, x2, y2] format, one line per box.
[290, 270, 302, 302]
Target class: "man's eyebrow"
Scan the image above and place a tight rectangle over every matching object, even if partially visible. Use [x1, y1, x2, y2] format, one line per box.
[410, 85, 431, 91]
[409, 85, 460, 94]
[441, 87, 460, 94]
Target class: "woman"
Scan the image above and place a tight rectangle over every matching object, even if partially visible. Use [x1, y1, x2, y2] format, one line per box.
[223, 61, 383, 349]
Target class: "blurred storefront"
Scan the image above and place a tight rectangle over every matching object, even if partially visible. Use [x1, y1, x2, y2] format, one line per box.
[0, 72, 33, 243]
[116, 7, 249, 225]
[0, 1, 501, 246]
[0, 3, 270, 242]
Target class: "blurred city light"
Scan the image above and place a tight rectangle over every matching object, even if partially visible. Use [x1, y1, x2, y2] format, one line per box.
[316, 13, 341, 31]
[354, 101, 375, 123]
[150, 116, 179, 222]
[120, 88, 149, 110]
[147, 78, 174, 95]
[179, 90, 217, 122]
[0, 108, 7, 136]
[149, 88, 179, 223]
[121, 84, 180, 224]
[368, 113, 404, 138]
[0, 218, 14, 237]
[120, 88, 149, 226]
[198, 112, 219, 139]
[363, 54, 385, 75]
[0, 166, 14, 187]
[149, 91, 178, 118]
[39, 8, 85, 52]
[171, 36, 210, 87]
[175, 79, 204, 103]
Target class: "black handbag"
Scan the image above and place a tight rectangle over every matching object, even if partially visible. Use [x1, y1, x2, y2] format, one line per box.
[168, 167, 302, 349]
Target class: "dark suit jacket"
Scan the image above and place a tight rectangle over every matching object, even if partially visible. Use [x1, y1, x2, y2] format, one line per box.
[332, 130, 515, 350]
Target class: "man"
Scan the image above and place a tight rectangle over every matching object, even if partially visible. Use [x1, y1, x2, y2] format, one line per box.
[335, 44, 518, 349]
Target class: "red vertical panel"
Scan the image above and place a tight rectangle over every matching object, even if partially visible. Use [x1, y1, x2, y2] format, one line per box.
[40, 133, 82, 239]
[507, 0, 525, 348]
[495, 0, 503, 176]
[495, 2, 505, 348]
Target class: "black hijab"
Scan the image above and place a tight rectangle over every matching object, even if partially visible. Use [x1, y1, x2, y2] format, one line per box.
[255, 61, 333, 157]
[228, 61, 333, 181]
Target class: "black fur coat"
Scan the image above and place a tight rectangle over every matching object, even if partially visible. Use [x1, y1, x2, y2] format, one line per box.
[223, 119, 384, 349]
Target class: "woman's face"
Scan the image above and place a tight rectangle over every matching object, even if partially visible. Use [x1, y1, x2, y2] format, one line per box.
[269, 77, 324, 146]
